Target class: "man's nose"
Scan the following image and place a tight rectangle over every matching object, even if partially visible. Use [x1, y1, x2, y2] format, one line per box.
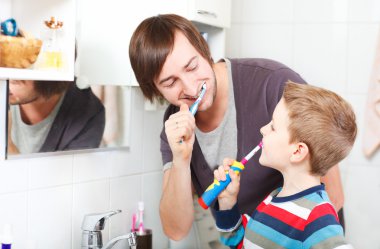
[182, 79, 198, 97]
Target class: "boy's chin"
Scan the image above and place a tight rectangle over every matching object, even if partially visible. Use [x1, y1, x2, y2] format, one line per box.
[259, 156, 267, 167]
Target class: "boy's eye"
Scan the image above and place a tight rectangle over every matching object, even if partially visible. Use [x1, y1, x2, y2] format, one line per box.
[270, 124, 275, 131]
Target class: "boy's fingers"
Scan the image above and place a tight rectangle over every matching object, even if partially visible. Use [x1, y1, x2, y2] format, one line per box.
[213, 169, 220, 181]
[218, 165, 227, 181]
[229, 169, 237, 181]
[229, 169, 240, 191]
[223, 158, 235, 167]
[214, 165, 225, 181]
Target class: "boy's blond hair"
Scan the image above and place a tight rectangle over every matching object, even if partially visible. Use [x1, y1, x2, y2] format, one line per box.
[283, 81, 357, 175]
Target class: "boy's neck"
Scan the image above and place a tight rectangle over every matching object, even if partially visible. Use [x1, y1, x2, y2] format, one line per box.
[277, 164, 321, 197]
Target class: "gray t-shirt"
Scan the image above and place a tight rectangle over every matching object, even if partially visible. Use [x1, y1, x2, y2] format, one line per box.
[11, 94, 65, 154]
[195, 59, 237, 169]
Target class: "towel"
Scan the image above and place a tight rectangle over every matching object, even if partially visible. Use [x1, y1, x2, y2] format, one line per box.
[363, 27, 380, 158]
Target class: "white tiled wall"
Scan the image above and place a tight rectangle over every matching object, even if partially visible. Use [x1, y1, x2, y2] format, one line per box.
[0, 87, 169, 249]
[226, 0, 380, 248]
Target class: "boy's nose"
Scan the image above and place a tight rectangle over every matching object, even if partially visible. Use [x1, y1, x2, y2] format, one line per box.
[260, 125, 268, 136]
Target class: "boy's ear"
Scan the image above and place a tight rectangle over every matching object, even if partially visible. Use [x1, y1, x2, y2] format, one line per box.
[290, 142, 309, 163]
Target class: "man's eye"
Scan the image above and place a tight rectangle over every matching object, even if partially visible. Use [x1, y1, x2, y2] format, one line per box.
[166, 79, 177, 88]
[187, 64, 198, 72]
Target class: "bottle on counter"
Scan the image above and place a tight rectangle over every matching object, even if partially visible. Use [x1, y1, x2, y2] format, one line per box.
[1, 224, 13, 249]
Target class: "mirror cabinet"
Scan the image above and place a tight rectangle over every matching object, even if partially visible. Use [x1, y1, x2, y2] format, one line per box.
[1, 0, 231, 158]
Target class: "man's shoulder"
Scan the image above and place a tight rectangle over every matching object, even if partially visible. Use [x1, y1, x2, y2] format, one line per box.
[229, 58, 292, 72]
[229, 58, 306, 91]
[60, 85, 105, 121]
[68, 85, 103, 109]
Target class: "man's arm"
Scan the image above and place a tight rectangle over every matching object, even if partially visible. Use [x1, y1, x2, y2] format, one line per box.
[160, 164, 194, 240]
[321, 164, 344, 211]
[159, 104, 196, 240]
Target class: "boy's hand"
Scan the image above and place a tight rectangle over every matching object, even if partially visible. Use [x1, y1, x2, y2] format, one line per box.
[215, 158, 240, 210]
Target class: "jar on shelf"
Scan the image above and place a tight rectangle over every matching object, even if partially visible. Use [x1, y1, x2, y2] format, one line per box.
[38, 16, 64, 70]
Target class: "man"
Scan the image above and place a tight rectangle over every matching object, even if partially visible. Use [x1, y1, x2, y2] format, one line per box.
[8, 79, 105, 154]
[129, 14, 345, 240]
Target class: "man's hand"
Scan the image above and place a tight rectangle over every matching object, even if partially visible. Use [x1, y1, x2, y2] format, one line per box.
[164, 104, 195, 166]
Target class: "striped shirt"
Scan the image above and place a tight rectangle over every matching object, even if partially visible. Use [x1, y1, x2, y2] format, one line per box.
[215, 185, 353, 249]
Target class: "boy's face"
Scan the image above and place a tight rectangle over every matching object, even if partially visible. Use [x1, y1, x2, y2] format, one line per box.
[154, 31, 216, 111]
[259, 98, 292, 169]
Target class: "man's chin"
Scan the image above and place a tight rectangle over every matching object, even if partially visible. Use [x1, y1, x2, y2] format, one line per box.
[8, 100, 17, 105]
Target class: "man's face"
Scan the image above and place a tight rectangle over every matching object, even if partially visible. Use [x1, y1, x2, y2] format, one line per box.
[8, 80, 40, 105]
[154, 31, 216, 112]
[259, 98, 293, 170]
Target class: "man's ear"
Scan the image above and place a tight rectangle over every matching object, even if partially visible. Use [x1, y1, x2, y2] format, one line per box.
[290, 142, 309, 163]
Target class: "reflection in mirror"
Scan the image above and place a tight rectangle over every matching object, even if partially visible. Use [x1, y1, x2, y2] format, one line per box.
[6, 80, 130, 158]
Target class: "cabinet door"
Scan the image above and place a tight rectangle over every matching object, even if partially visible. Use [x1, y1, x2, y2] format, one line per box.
[76, 0, 134, 86]
[188, 0, 231, 28]
[76, 0, 229, 86]
[76, 0, 188, 86]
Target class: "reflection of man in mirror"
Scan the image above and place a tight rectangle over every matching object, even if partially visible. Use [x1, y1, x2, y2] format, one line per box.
[7, 80, 105, 155]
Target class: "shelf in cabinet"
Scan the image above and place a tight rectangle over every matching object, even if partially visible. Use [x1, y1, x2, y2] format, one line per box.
[0, 67, 74, 81]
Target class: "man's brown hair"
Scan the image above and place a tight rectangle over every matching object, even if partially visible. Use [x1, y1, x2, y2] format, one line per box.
[283, 81, 357, 175]
[129, 14, 213, 102]
[34, 80, 73, 99]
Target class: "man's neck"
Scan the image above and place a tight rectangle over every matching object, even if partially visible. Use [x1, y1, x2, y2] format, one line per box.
[277, 163, 321, 197]
[19, 93, 63, 125]
[196, 61, 229, 132]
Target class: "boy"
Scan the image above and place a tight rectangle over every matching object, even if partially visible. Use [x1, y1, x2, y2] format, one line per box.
[213, 82, 357, 248]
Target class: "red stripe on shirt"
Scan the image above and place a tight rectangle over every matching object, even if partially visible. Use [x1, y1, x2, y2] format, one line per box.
[306, 203, 339, 225]
[256, 202, 307, 230]
[237, 215, 249, 249]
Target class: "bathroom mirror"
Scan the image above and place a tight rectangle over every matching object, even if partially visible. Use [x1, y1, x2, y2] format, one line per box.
[6, 80, 131, 158]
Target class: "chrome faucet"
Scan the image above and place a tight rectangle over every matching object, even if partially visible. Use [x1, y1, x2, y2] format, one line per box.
[81, 210, 137, 249]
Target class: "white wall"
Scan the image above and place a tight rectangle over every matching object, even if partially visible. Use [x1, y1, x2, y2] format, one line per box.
[0, 87, 169, 249]
[226, 0, 380, 248]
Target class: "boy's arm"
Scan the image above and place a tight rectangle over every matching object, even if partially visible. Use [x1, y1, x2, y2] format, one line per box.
[213, 158, 245, 248]
[321, 164, 344, 211]
[214, 203, 246, 248]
